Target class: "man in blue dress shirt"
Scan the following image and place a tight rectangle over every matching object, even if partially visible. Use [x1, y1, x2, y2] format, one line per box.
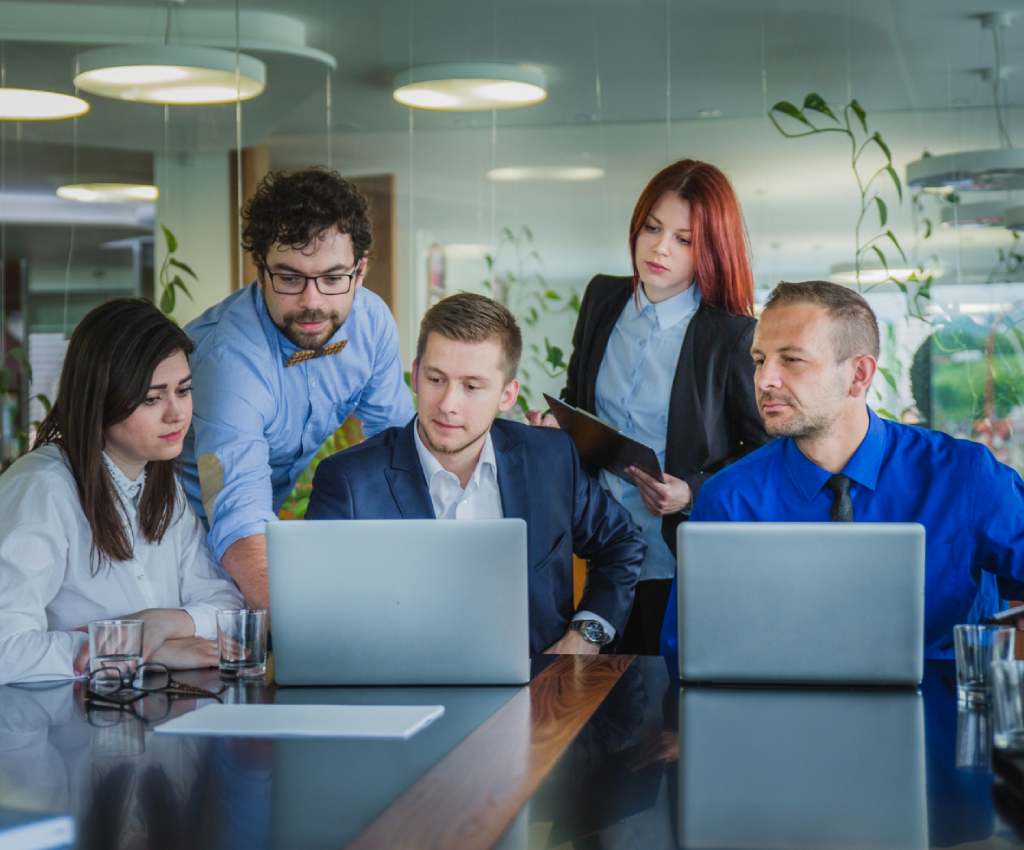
[177, 168, 414, 607]
[660, 280, 1024, 660]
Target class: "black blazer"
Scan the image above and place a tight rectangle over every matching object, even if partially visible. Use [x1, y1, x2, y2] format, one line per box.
[562, 274, 769, 552]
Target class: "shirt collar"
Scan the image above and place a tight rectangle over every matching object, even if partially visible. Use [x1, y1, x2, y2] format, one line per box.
[412, 417, 497, 490]
[102, 452, 146, 506]
[782, 407, 888, 501]
[631, 282, 701, 329]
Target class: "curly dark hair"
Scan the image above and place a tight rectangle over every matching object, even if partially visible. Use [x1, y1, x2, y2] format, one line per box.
[241, 167, 372, 270]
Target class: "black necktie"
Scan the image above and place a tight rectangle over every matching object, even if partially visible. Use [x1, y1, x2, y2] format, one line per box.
[826, 474, 854, 522]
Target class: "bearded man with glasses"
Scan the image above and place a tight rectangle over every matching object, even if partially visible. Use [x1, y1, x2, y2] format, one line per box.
[178, 168, 414, 609]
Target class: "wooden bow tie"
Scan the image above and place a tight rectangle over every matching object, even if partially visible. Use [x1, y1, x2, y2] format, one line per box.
[284, 339, 348, 368]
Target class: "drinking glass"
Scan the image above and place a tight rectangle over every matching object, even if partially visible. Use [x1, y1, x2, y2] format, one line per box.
[217, 609, 268, 679]
[991, 659, 1024, 751]
[88, 619, 144, 676]
[954, 624, 1015, 705]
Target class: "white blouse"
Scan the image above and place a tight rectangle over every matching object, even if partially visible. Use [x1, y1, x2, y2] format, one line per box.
[0, 444, 242, 684]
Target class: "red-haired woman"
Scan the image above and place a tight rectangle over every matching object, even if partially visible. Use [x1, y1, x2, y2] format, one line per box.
[533, 159, 768, 654]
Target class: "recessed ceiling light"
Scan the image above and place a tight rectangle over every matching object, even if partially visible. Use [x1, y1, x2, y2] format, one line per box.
[829, 262, 943, 286]
[57, 183, 159, 203]
[74, 46, 265, 105]
[0, 88, 90, 121]
[393, 63, 546, 111]
[487, 166, 605, 182]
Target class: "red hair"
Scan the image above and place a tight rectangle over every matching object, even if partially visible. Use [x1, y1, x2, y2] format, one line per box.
[628, 159, 754, 316]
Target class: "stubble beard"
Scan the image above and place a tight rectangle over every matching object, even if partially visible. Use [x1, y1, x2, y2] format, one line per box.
[280, 308, 343, 350]
[418, 418, 490, 458]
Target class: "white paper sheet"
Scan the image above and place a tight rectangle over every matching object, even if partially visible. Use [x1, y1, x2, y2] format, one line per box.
[154, 704, 445, 739]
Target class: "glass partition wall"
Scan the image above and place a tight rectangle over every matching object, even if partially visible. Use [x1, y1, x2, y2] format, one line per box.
[1, 0, 1022, 473]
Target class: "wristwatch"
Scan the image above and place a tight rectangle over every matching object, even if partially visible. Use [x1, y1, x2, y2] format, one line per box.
[570, 619, 613, 647]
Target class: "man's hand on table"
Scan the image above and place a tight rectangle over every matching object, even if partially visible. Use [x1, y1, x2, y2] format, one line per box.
[544, 628, 601, 655]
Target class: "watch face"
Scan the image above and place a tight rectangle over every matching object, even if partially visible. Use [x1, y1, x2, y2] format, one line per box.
[579, 620, 608, 645]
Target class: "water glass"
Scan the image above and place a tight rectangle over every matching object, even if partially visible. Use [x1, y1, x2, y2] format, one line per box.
[991, 660, 1024, 751]
[88, 619, 144, 676]
[954, 624, 1015, 705]
[217, 609, 268, 679]
[955, 703, 992, 770]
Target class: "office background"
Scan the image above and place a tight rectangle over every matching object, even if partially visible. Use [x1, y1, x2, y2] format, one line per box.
[1, 0, 1022, 481]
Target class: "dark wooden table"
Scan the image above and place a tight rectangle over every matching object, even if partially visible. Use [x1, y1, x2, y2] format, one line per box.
[0, 656, 1022, 849]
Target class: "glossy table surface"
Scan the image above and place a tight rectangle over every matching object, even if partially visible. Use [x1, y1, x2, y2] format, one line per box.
[0, 656, 1022, 849]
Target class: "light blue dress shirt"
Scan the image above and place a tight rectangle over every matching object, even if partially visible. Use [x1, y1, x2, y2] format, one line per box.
[178, 282, 415, 561]
[595, 283, 702, 581]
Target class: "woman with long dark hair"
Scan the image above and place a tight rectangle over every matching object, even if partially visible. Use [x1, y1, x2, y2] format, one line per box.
[0, 299, 242, 684]
[533, 159, 768, 654]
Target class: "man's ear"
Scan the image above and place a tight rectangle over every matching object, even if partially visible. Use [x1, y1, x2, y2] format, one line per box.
[497, 378, 521, 413]
[354, 256, 369, 289]
[849, 354, 878, 398]
[410, 359, 420, 396]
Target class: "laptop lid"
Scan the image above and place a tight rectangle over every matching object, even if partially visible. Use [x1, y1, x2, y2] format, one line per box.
[268, 518, 530, 686]
[677, 523, 925, 685]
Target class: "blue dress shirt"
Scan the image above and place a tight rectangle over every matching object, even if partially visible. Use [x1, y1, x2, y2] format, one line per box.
[178, 283, 414, 561]
[660, 408, 1024, 659]
[595, 283, 701, 581]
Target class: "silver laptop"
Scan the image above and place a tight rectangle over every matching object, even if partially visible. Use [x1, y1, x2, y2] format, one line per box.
[677, 523, 925, 685]
[267, 519, 530, 686]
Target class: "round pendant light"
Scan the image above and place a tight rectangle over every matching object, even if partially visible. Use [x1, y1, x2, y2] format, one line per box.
[393, 63, 546, 111]
[74, 46, 265, 105]
[0, 88, 90, 121]
[57, 183, 159, 203]
[939, 200, 1015, 229]
[906, 149, 1024, 193]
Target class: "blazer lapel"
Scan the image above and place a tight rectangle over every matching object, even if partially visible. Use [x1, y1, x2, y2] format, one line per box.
[385, 420, 436, 519]
[583, 281, 632, 411]
[665, 304, 709, 471]
[493, 424, 529, 524]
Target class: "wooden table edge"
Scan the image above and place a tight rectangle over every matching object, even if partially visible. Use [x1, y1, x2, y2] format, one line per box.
[344, 653, 636, 850]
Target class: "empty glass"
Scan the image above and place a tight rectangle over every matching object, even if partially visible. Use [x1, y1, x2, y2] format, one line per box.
[991, 660, 1024, 751]
[217, 609, 268, 679]
[87, 619, 144, 676]
[954, 624, 1015, 705]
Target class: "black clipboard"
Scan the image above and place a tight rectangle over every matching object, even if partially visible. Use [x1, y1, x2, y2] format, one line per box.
[543, 394, 664, 484]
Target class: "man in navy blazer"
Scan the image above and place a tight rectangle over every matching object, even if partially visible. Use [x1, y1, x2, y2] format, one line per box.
[307, 293, 644, 655]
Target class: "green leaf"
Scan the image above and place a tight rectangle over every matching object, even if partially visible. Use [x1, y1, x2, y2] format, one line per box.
[945, 192, 960, 205]
[922, 219, 932, 240]
[885, 165, 903, 202]
[871, 132, 892, 163]
[501, 226, 515, 242]
[802, 92, 837, 122]
[522, 225, 534, 241]
[770, 100, 811, 127]
[169, 258, 198, 279]
[32, 393, 53, 415]
[521, 367, 531, 380]
[543, 290, 561, 301]
[850, 99, 868, 134]
[885, 230, 907, 263]
[878, 366, 898, 393]
[544, 338, 565, 372]
[874, 196, 888, 228]
[159, 285, 176, 315]
[875, 407, 897, 420]
[527, 307, 539, 325]
[484, 253, 494, 270]
[161, 224, 178, 254]
[516, 395, 530, 417]
[568, 293, 581, 312]
[871, 246, 889, 271]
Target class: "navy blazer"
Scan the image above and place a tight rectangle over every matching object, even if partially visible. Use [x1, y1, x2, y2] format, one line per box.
[306, 418, 644, 654]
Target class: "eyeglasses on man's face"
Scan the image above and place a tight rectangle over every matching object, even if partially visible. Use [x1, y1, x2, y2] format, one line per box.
[265, 269, 358, 296]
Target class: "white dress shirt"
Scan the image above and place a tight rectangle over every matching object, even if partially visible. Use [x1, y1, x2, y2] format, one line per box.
[412, 420, 615, 638]
[595, 283, 702, 581]
[0, 444, 243, 684]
